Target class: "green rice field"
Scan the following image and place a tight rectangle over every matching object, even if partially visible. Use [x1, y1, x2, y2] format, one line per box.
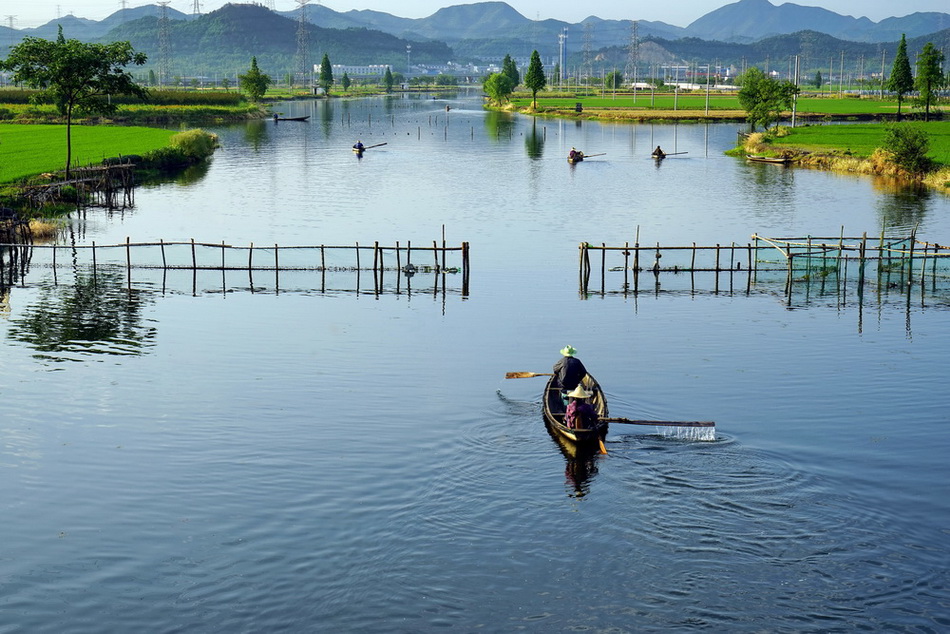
[0, 124, 175, 183]
[772, 121, 950, 165]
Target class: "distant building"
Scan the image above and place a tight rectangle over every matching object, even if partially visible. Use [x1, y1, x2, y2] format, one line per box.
[322, 64, 392, 78]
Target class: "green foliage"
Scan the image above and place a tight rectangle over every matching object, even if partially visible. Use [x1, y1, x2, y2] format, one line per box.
[435, 74, 459, 86]
[238, 57, 271, 102]
[319, 54, 333, 95]
[886, 34, 914, 117]
[814, 70, 822, 88]
[501, 54, 519, 88]
[0, 25, 148, 176]
[169, 129, 220, 160]
[523, 50, 546, 108]
[914, 42, 946, 120]
[737, 66, 798, 131]
[605, 71, 623, 90]
[341, 72, 351, 92]
[882, 123, 932, 174]
[483, 72, 514, 105]
[383, 67, 394, 92]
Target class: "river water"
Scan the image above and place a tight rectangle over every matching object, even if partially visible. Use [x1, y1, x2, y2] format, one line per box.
[2, 92, 949, 632]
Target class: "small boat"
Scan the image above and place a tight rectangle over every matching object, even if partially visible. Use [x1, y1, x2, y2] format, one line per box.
[273, 115, 310, 122]
[352, 147, 364, 155]
[567, 153, 584, 164]
[746, 155, 793, 164]
[543, 374, 609, 447]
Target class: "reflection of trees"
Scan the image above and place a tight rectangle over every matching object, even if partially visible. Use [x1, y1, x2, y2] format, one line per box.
[484, 110, 515, 142]
[244, 119, 268, 151]
[171, 160, 211, 186]
[525, 120, 544, 159]
[7, 267, 157, 361]
[320, 100, 334, 139]
[873, 179, 931, 230]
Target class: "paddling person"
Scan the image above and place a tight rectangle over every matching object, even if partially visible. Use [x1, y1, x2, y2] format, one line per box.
[564, 384, 598, 430]
[568, 147, 582, 161]
[652, 145, 666, 158]
[353, 140, 365, 151]
[553, 345, 588, 393]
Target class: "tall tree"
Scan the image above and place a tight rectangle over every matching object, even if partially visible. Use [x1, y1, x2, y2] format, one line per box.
[605, 70, 623, 90]
[341, 72, 351, 93]
[886, 34, 914, 120]
[383, 67, 394, 93]
[318, 53, 333, 96]
[814, 70, 822, 88]
[0, 25, 147, 178]
[737, 66, 798, 132]
[501, 54, 519, 88]
[524, 50, 546, 109]
[914, 42, 945, 122]
[238, 57, 271, 102]
[483, 72, 514, 106]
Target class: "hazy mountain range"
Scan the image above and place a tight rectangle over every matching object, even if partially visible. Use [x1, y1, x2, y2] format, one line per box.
[0, 1, 947, 78]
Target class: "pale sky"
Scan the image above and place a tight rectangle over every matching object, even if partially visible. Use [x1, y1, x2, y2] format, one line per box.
[6, 0, 948, 30]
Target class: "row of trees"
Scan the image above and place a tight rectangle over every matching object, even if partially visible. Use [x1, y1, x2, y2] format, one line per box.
[885, 34, 946, 121]
[484, 52, 547, 108]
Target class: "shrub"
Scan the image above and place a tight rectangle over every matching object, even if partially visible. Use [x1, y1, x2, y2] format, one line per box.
[169, 129, 220, 160]
[881, 123, 932, 175]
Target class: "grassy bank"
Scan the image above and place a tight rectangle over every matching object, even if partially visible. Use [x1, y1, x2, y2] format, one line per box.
[0, 124, 177, 183]
[770, 122, 950, 166]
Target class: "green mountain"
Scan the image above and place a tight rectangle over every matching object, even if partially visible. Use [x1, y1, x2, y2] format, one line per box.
[101, 3, 452, 78]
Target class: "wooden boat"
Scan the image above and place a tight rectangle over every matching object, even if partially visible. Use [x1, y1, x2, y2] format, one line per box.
[273, 115, 310, 122]
[567, 153, 584, 164]
[746, 154, 793, 164]
[543, 374, 609, 447]
[352, 147, 364, 155]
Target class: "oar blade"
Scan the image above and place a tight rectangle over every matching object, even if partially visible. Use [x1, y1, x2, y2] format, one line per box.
[505, 371, 552, 379]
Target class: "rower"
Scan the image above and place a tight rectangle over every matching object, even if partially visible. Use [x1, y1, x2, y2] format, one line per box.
[652, 145, 666, 158]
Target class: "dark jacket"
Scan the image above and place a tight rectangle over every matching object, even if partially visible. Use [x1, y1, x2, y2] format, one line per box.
[553, 356, 587, 391]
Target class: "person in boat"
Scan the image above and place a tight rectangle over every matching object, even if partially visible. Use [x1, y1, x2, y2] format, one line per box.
[652, 145, 666, 158]
[568, 147, 581, 161]
[564, 384, 598, 430]
[273, 113, 279, 122]
[553, 345, 588, 392]
[353, 140, 365, 151]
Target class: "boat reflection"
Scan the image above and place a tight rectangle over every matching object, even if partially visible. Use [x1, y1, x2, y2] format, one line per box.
[545, 420, 601, 498]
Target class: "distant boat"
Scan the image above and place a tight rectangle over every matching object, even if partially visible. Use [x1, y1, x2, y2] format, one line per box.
[273, 115, 310, 122]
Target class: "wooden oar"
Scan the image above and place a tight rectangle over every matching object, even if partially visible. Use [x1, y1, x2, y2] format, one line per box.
[365, 142, 387, 149]
[505, 371, 552, 379]
[602, 417, 714, 428]
[581, 153, 606, 158]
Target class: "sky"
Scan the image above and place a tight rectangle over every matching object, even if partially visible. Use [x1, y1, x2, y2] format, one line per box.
[6, 0, 949, 30]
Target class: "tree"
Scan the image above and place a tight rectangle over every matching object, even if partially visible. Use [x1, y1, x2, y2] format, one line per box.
[383, 67, 394, 92]
[524, 50, 546, 109]
[737, 66, 798, 131]
[238, 57, 271, 102]
[501, 54, 519, 88]
[483, 72, 514, 105]
[221, 77, 231, 92]
[341, 72, 351, 92]
[605, 70, 623, 90]
[318, 53, 333, 96]
[0, 25, 147, 178]
[914, 42, 945, 122]
[814, 70, 822, 88]
[886, 34, 914, 120]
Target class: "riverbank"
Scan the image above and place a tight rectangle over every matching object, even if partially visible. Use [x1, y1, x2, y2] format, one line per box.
[736, 123, 950, 194]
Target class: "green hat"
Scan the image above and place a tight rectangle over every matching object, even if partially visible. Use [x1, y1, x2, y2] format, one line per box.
[560, 345, 577, 357]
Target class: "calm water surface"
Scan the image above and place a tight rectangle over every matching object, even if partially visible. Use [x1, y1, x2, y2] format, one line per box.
[2, 93, 949, 632]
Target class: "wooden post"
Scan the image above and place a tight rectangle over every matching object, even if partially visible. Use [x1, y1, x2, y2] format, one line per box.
[191, 238, 197, 270]
[747, 243, 753, 272]
[321, 245, 325, 271]
[92, 240, 97, 270]
[623, 241, 629, 288]
[160, 239, 166, 269]
[126, 236, 131, 276]
[52, 244, 57, 284]
[601, 243, 606, 292]
[221, 241, 226, 270]
[373, 241, 379, 272]
[274, 243, 279, 271]
[691, 242, 697, 271]
[907, 228, 916, 286]
[355, 241, 360, 270]
[432, 240, 439, 272]
[715, 244, 721, 272]
[396, 241, 401, 272]
[249, 242, 254, 270]
[729, 242, 735, 270]
[442, 224, 446, 271]
[462, 241, 470, 297]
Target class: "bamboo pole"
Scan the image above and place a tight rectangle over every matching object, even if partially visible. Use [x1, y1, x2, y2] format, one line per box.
[221, 240, 226, 270]
[396, 241, 401, 272]
[274, 243, 279, 271]
[321, 245, 325, 271]
[191, 238, 197, 270]
[161, 239, 166, 269]
[715, 244, 721, 272]
[355, 241, 360, 270]
[601, 242, 606, 291]
[433, 240, 439, 271]
[442, 224, 446, 271]
[249, 242, 254, 270]
[623, 241, 629, 288]
[691, 242, 696, 271]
